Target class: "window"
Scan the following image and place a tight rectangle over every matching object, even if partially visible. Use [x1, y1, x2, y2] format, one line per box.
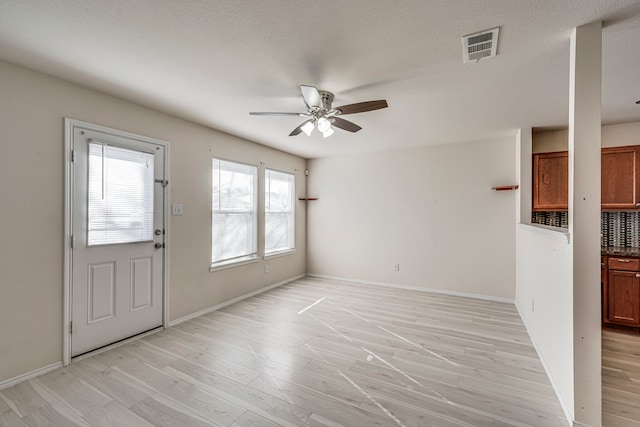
[265, 169, 295, 255]
[212, 158, 258, 266]
[87, 142, 154, 246]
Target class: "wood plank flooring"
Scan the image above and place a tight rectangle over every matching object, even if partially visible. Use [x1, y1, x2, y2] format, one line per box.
[602, 330, 640, 426]
[0, 277, 569, 426]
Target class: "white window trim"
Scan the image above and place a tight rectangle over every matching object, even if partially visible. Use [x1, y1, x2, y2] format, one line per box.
[264, 168, 295, 256]
[264, 249, 296, 261]
[211, 157, 258, 266]
[210, 254, 259, 272]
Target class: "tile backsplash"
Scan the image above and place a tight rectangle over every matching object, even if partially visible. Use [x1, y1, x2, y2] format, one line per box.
[531, 211, 640, 248]
[601, 212, 640, 247]
[531, 211, 568, 229]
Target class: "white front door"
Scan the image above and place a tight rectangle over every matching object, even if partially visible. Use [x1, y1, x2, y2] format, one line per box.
[70, 124, 165, 357]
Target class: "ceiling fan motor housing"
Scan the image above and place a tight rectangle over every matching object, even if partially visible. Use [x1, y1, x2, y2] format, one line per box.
[318, 90, 334, 111]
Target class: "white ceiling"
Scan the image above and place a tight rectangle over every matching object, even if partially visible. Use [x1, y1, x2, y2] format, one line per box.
[1, 1, 639, 159]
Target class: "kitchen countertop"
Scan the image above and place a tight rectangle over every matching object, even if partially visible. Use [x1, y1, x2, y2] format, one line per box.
[602, 246, 640, 257]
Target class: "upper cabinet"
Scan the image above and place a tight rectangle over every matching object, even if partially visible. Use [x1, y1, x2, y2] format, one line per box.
[601, 146, 640, 209]
[533, 151, 568, 211]
[533, 145, 640, 211]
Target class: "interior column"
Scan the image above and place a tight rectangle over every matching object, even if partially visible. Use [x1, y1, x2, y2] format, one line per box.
[568, 21, 602, 426]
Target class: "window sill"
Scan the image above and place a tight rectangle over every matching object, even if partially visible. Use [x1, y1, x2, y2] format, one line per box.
[210, 255, 259, 272]
[264, 249, 296, 260]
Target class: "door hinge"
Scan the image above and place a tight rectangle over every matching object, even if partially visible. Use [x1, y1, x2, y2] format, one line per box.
[69, 321, 73, 334]
[71, 150, 75, 162]
[70, 235, 74, 249]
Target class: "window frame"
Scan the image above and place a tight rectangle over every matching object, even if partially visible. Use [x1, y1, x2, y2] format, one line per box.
[264, 167, 296, 258]
[210, 157, 259, 271]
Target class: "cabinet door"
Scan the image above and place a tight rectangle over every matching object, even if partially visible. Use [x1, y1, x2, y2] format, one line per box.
[606, 270, 640, 326]
[533, 152, 568, 211]
[602, 146, 640, 209]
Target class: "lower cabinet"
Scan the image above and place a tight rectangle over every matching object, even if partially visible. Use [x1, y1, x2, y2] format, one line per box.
[605, 257, 640, 328]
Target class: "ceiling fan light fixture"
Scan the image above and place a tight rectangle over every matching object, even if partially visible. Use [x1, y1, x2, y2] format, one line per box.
[322, 128, 334, 138]
[317, 117, 331, 132]
[301, 121, 315, 136]
[250, 85, 388, 137]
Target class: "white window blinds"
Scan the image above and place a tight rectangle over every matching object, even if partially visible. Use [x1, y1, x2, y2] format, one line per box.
[87, 142, 155, 246]
[265, 169, 294, 254]
[212, 159, 258, 264]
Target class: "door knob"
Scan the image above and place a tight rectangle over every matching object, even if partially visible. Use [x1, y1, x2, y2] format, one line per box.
[155, 243, 163, 249]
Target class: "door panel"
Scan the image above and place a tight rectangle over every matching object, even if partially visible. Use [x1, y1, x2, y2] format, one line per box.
[131, 257, 153, 311]
[532, 151, 568, 211]
[71, 125, 164, 357]
[601, 146, 640, 209]
[88, 262, 116, 323]
[606, 270, 640, 326]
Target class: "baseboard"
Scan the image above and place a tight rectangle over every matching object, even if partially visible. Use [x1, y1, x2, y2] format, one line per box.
[514, 301, 574, 427]
[306, 273, 514, 304]
[168, 274, 305, 327]
[0, 362, 63, 391]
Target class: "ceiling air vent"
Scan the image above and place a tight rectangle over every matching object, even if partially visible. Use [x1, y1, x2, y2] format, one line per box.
[462, 27, 500, 63]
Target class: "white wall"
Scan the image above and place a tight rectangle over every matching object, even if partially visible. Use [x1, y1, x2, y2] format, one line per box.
[516, 24, 603, 425]
[516, 125, 575, 422]
[515, 225, 574, 420]
[0, 60, 306, 384]
[307, 137, 516, 299]
[602, 122, 640, 147]
[533, 120, 640, 153]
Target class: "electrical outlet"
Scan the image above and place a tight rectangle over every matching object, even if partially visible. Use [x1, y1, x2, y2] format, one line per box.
[265, 264, 270, 273]
[393, 263, 400, 271]
[171, 203, 183, 216]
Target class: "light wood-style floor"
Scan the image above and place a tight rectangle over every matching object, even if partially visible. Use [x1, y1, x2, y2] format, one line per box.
[602, 330, 640, 427]
[0, 277, 569, 427]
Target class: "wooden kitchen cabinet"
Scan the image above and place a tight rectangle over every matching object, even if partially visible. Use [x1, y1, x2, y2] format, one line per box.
[605, 257, 640, 327]
[532, 151, 568, 211]
[533, 145, 640, 211]
[601, 146, 640, 209]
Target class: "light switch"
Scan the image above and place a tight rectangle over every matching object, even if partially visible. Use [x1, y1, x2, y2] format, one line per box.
[172, 203, 183, 216]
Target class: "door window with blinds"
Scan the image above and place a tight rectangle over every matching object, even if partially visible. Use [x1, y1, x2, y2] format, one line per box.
[265, 169, 295, 255]
[212, 158, 258, 266]
[87, 142, 154, 246]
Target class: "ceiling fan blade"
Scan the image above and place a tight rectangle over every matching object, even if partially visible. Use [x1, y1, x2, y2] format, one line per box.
[335, 100, 388, 115]
[249, 112, 308, 116]
[331, 117, 362, 133]
[289, 119, 313, 136]
[300, 85, 322, 109]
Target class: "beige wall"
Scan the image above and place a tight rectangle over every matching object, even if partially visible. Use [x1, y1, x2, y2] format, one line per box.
[533, 121, 640, 153]
[0, 60, 306, 383]
[307, 137, 516, 299]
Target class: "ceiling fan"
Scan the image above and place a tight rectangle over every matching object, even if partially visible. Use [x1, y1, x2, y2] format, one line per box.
[250, 85, 388, 138]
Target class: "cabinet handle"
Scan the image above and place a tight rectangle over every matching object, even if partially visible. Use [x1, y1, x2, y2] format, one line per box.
[615, 259, 632, 263]
[636, 273, 640, 278]
[636, 203, 640, 207]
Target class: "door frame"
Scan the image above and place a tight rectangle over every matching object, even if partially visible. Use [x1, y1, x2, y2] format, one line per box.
[63, 118, 171, 365]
